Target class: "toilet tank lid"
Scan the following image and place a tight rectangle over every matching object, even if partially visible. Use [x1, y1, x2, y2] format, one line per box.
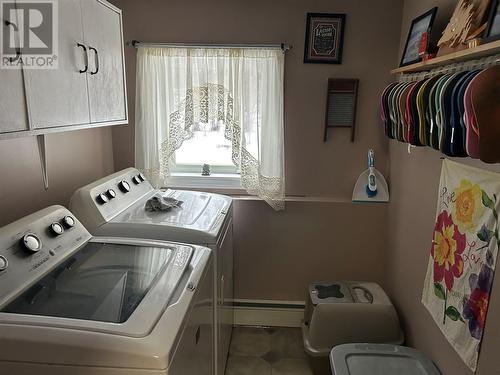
[330, 344, 441, 375]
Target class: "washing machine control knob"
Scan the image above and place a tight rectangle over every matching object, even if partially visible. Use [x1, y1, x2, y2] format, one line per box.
[63, 216, 75, 228]
[50, 222, 64, 236]
[96, 193, 109, 205]
[106, 189, 116, 199]
[132, 175, 141, 184]
[138, 173, 146, 182]
[0, 256, 8, 271]
[118, 180, 130, 193]
[22, 233, 42, 253]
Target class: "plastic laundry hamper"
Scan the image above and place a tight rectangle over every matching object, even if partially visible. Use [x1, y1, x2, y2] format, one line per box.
[302, 281, 404, 375]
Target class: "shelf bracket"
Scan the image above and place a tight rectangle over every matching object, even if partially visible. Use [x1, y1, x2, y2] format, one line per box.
[36, 134, 48, 190]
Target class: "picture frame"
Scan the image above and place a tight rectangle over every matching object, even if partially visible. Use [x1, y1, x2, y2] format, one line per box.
[484, 0, 500, 42]
[400, 7, 438, 67]
[304, 13, 346, 64]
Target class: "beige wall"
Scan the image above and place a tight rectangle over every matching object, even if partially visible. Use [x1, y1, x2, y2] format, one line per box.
[234, 199, 388, 301]
[0, 128, 115, 227]
[111, 0, 403, 300]
[386, 1, 500, 374]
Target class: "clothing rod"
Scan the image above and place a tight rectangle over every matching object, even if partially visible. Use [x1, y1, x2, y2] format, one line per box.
[126, 40, 292, 52]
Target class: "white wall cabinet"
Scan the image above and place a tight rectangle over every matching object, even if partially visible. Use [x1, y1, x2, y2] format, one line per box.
[0, 0, 127, 138]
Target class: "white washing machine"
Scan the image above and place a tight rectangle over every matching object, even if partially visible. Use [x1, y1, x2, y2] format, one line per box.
[70, 168, 233, 375]
[0, 205, 214, 375]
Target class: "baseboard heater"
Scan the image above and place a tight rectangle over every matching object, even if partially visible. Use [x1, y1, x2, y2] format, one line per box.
[233, 299, 305, 328]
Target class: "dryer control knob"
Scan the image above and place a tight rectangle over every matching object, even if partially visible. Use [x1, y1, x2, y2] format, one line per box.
[138, 173, 146, 182]
[132, 175, 141, 184]
[96, 193, 109, 205]
[22, 234, 41, 253]
[50, 222, 64, 236]
[63, 216, 75, 228]
[118, 180, 130, 193]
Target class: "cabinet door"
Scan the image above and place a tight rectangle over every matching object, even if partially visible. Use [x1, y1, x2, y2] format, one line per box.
[24, 0, 90, 129]
[0, 71, 29, 134]
[82, 0, 126, 123]
[0, 6, 29, 134]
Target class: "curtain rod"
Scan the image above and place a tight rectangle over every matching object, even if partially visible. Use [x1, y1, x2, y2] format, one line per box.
[126, 40, 292, 52]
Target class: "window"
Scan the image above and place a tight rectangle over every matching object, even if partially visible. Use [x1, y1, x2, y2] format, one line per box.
[135, 46, 286, 209]
[172, 120, 238, 175]
[169, 118, 241, 191]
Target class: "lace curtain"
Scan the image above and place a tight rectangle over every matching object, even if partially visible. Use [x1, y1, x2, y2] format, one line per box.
[135, 47, 285, 210]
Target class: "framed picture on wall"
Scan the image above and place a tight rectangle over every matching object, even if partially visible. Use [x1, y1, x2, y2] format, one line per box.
[399, 7, 438, 67]
[304, 13, 346, 64]
[485, 0, 500, 42]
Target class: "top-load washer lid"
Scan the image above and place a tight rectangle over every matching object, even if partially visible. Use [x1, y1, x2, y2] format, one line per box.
[1, 240, 190, 326]
[107, 188, 232, 244]
[0, 237, 193, 337]
[330, 344, 441, 375]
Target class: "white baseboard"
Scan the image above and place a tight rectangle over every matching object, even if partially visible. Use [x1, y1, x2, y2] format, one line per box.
[233, 299, 305, 328]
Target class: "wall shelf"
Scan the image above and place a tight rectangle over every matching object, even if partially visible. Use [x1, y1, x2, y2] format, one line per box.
[390, 39, 500, 74]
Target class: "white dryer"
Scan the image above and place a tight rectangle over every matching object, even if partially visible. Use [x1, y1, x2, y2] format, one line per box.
[70, 168, 233, 375]
[0, 206, 214, 375]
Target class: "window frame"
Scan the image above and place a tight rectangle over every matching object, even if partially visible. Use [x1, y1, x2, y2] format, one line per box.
[171, 163, 238, 175]
[167, 172, 243, 192]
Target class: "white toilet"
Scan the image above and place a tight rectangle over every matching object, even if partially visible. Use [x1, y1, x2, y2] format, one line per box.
[330, 344, 441, 375]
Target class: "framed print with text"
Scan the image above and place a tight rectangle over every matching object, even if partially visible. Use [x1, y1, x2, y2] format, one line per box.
[304, 13, 346, 64]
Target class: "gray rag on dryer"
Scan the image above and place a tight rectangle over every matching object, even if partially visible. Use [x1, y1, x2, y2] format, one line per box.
[145, 194, 183, 212]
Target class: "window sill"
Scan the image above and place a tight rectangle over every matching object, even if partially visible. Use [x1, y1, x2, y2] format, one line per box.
[166, 173, 246, 195]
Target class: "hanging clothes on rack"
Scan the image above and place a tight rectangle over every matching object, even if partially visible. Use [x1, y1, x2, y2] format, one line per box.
[379, 54, 500, 163]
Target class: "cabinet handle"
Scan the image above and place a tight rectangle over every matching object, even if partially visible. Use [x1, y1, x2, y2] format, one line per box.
[4, 20, 20, 63]
[89, 46, 99, 75]
[77, 43, 88, 73]
[9, 48, 20, 63]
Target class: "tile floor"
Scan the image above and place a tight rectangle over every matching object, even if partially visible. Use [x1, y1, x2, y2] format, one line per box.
[226, 326, 313, 375]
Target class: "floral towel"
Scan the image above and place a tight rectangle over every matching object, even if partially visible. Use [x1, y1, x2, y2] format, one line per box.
[422, 159, 499, 372]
